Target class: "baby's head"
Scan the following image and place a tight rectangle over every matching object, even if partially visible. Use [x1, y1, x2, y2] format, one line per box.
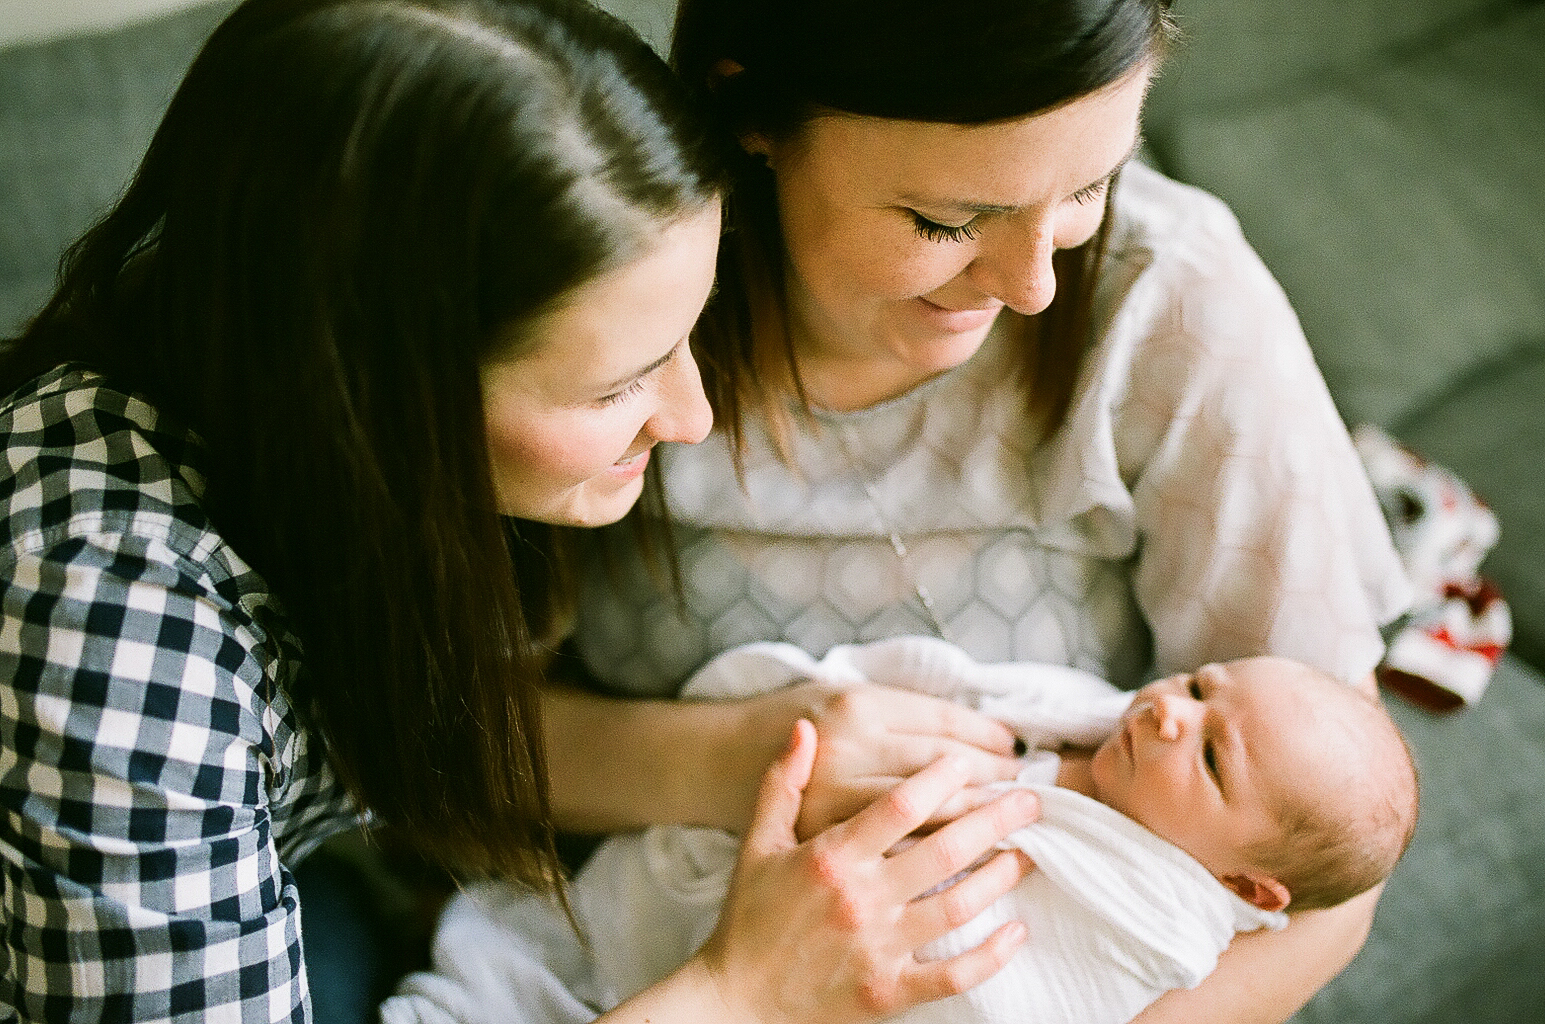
[1089, 656, 1418, 913]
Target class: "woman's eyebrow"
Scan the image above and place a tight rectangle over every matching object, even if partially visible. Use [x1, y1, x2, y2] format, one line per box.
[896, 137, 1144, 217]
[1071, 136, 1142, 197]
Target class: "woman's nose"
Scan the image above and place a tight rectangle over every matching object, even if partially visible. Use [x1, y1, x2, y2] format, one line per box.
[968, 218, 1058, 316]
[647, 345, 713, 445]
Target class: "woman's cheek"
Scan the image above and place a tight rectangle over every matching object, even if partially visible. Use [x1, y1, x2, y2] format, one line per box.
[490, 413, 591, 480]
[1055, 204, 1107, 251]
[874, 238, 974, 298]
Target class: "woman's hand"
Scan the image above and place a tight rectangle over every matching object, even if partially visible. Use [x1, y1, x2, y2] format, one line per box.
[771, 679, 1025, 841]
[689, 720, 1037, 1024]
[540, 678, 1022, 838]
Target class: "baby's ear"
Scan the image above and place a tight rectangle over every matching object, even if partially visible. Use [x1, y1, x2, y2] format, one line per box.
[1220, 871, 1291, 913]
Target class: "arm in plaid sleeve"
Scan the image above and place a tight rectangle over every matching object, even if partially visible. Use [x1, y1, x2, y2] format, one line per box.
[1, 528, 314, 1023]
[1, 369, 357, 1023]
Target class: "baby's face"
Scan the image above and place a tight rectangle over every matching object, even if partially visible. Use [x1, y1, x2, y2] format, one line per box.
[1088, 657, 1350, 878]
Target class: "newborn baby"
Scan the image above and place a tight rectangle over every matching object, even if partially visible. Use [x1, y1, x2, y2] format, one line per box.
[569, 637, 1419, 1024]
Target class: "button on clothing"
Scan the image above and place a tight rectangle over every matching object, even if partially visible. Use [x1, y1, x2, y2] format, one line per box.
[2, 366, 360, 1023]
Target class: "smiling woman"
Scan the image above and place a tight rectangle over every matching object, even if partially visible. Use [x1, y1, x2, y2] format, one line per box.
[0, 0, 724, 1015]
[0, 2, 1051, 1022]
[749, 64, 1151, 411]
[481, 203, 719, 526]
[540, 2, 1417, 1024]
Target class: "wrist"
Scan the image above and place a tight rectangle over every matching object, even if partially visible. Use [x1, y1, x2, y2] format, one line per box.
[694, 692, 800, 833]
[682, 948, 763, 1024]
[598, 948, 764, 1024]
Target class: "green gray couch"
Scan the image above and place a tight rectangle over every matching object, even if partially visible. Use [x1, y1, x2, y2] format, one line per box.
[1140, 3, 1545, 1021]
[2, 1, 1541, 1022]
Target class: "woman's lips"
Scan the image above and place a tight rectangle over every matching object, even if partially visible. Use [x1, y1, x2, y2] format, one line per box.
[915, 297, 1003, 333]
[609, 446, 651, 480]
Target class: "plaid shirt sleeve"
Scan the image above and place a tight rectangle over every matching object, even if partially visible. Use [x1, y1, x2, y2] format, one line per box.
[2, 368, 358, 1023]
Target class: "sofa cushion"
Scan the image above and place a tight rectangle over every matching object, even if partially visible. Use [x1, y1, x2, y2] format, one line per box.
[1149, 2, 1545, 428]
[1144, 0, 1501, 129]
[1391, 348, 1545, 671]
[596, 0, 675, 52]
[1293, 654, 1545, 1024]
[0, 1, 233, 336]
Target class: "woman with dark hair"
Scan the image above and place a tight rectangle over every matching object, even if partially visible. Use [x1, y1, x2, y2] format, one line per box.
[478, 1, 1411, 1022]
[0, 1, 1040, 1021]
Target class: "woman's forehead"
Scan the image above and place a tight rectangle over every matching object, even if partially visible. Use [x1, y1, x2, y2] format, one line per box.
[788, 65, 1150, 205]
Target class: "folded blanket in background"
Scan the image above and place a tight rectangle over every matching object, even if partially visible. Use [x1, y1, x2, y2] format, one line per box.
[1355, 424, 1512, 709]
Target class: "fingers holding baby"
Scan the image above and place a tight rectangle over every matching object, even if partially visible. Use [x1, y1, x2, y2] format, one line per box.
[700, 721, 1038, 1024]
[788, 678, 1027, 841]
[691, 641, 1029, 843]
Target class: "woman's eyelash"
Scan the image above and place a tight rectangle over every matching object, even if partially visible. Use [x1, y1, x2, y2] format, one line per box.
[1071, 179, 1111, 206]
[912, 180, 1107, 242]
[911, 211, 981, 243]
[599, 377, 648, 406]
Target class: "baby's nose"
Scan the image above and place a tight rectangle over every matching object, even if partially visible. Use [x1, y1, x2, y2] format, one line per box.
[1151, 692, 1189, 741]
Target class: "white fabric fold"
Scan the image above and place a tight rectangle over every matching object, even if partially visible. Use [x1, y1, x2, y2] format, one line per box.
[907, 785, 1286, 1024]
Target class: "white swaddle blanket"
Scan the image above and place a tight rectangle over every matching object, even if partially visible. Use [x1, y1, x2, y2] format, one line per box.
[383, 636, 1286, 1024]
[571, 637, 1286, 1024]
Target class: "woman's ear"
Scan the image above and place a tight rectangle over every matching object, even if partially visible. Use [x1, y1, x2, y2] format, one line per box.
[739, 131, 774, 164]
[705, 60, 776, 167]
[709, 58, 745, 84]
[1220, 871, 1291, 913]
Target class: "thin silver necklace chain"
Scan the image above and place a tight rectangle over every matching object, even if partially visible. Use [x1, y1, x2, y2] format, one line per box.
[835, 422, 956, 644]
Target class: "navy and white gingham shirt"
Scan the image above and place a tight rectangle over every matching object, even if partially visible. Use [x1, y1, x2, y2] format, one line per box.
[2, 365, 360, 1022]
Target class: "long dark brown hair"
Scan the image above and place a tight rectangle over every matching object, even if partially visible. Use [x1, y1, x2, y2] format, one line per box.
[0, 0, 721, 886]
[670, 0, 1175, 456]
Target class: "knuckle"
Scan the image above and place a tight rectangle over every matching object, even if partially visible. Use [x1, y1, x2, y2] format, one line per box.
[938, 956, 977, 996]
[856, 969, 900, 1016]
[992, 789, 1036, 833]
[939, 885, 977, 930]
[806, 847, 872, 931]
[822, 688, 868, 722]
[938, 702, 971, 732]
[929, 828, 971, 874]
[986, 850, 1027, 894]
[828, 884, 868, 932]
[806, 845, 846, 889]
[884, 783, 927, 825]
